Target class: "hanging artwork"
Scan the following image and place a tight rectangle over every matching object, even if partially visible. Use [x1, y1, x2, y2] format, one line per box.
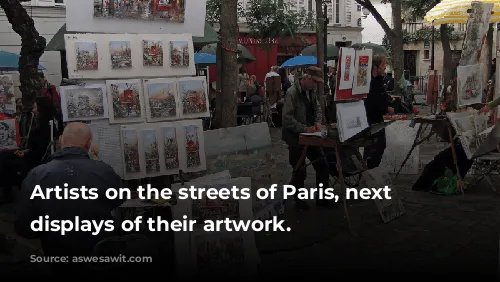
[335, 100, 369, 142]
[352, 49, 373, 95]
[459, 2, 494, 66]
[109, 41, 132, 69]
[106, 79, 145, 124]
[120, 127, 143, 179]
[170, 41, 190, 67]
[178, 77, 210, 118]
[162, 126, 180, 171]
[93, 0, 185, 23]
[0, 119, 18, 150]
[185, 124, 201, 168]
[75, 42, 99, 70]
[338, 47, 355, 90]
[0, 75, 15, 115]
[456, 64, 483, 107]
[180, 119, 206, 173]
[142, 129, 161, 175]
[143, 39, 164, 66]
[143, 78, 179, 122]
[60, 84, 109, 122]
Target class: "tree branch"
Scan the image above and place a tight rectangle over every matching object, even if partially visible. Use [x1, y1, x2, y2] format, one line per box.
[355, 0, 395, 38]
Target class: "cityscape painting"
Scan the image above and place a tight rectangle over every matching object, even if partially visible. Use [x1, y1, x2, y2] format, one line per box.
[170, 41, 189, 67]
[93, 0, 186, 23]
[143, 39, 164, 66]
[75, 42, 99, 70]
[110, 41, 132, 69]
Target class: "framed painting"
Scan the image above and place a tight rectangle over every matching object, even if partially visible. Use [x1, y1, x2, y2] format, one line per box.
[106, 79, 146, 124]
[178, 77, 210, 119]
[93, 0, 186, 23]
[143, 78, 180, 122]
[60, 84, 109, 122]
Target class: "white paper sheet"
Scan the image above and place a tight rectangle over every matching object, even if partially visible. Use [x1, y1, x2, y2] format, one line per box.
[336, 100, 369, 142]
[60, 84, 109, 122]
[89, 122, 125, 178]
[338, 47, 356, 90]
[352, 49, 373, 95]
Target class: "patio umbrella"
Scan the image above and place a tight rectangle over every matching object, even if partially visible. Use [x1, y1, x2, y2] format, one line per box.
[194, 53, 216, 65]
[300, 44, 340, 60]
[424, 0, 500, 25]
[351, 43, 390, 57]
[0, 50, 46, 71]
[280, 56, 320, 68]
[199, 43, 256, 64]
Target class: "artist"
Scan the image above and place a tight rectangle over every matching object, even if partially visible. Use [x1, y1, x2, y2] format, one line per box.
[282, 66, 333, 210]
[363, 54, 394, 169]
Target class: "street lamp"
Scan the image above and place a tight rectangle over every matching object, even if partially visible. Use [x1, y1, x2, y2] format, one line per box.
[362, 7, 370, 18]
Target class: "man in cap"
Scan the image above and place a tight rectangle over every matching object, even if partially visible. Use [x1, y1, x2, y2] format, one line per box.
[282, 66, 332, 210]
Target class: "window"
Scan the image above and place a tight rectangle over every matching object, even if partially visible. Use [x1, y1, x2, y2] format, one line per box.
[335, 0, 340, 24]
[55, 0, 64, 4]
[357, 18, 362, 27]
[357, 5, 361, 11]
[423, 50, 430, 60]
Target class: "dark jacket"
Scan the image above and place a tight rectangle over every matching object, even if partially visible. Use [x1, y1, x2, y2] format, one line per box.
[24, 121, 52, 166]
[248, 94, 263, 115]
[282, 79, 322, 146]
[364, 75, 390, 124]
[15, 147, 124, 257]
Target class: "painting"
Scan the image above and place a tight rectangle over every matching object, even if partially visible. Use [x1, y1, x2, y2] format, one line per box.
[142, 129, 160, 174]
[195, 232, 245, 272]
[178, 77, 209, 118]
[457, 64, 482, 107]
[184, 124, 201, 168]
[143, 39, 163, 66]
[162, 126, 179, 170]
[60, 85, 108, 122]
[109, 41, 132, 69]
[459, 2, 494, 66]
[121, 128, 141, 175]
[338, 47, 355, 90]
[93, 0, 185, 23]
[75, 42, 99, 70]
[0, 75, 15, 115]
[144, 79, 179, 122]
[0, 119, 17, 150]
[352, 49, 373, 95]
[107, 79, 145, 123]
[170, 41, 190, 67]
[335, 100, 369, 142]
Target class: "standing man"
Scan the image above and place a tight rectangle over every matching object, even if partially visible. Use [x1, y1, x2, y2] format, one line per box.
[15, 122, 124, 276]
[363, 54, 394, 169]
[282, 66, 332, 210]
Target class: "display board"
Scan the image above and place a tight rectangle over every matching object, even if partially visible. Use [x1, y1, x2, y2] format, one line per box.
[66, 0, 207, 37]
[65, 33, 196, 79]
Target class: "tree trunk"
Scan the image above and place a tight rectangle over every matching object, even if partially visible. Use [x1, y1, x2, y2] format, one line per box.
[308, 0, 313, 22]
[440, 24, 453, 89]
[315, 0, 325, 123]
[481, 24, 494, 85]
[390, 0, 403, 95]
[216, 0, 238, 128]
[0, 0, 46, 110]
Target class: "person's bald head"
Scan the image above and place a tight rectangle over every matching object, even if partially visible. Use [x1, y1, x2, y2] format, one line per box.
[60, 122, 93, 152]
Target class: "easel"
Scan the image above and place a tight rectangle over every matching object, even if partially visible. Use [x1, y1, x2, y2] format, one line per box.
[264, 76, 280, 127]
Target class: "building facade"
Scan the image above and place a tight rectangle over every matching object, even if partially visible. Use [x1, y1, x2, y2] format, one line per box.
[0, 0, 66, 97]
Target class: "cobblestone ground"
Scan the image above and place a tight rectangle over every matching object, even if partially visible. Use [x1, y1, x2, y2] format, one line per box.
[1, 105, 499, 279]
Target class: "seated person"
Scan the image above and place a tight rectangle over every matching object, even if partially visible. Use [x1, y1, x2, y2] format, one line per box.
[0, 97, 58, 203]
[246, 90, 263, 120]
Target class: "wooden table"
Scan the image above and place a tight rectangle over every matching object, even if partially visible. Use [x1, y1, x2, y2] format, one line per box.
[394, 116, 464, 194]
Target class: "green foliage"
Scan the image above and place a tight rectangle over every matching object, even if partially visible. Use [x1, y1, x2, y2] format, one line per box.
[205, 0, 245, 25]
[244, 0, 315, 39]
[382, 25, 462, 51]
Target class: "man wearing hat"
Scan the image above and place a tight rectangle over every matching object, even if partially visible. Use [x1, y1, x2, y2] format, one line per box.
[282, 66, 332, 210]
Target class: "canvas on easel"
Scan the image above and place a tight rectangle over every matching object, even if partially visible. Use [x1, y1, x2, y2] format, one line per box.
[334, 48, 367, 101]
[352, 49, 373, 95]
[338, 47, 355, 90]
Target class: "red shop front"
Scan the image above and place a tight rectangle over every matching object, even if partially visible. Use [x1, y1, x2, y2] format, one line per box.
[208, 34, 316, 84]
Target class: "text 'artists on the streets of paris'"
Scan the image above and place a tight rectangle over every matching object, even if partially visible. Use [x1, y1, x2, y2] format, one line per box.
[28, 184, 392, 234]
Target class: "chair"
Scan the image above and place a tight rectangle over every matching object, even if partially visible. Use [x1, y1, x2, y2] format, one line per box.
[470, 152, 500, 194]
[237, 103, 254, 125]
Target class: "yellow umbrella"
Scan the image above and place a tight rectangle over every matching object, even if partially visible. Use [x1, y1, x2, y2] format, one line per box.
[424, 0, 500, 25]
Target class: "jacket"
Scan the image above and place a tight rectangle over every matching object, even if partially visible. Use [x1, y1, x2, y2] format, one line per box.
[15, 147, 124, 257]
[282, 79, 322, 146]
[364, 75, 390, 124]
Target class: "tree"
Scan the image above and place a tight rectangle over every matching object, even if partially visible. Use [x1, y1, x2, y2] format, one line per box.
[205, 0, 244, 25]
[355, 0, 403, 94]
[0, 0, 46, 110]
[216, 0, 239, 128]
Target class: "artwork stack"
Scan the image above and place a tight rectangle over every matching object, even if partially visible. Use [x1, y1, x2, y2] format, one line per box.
[62, 33, 208, 180]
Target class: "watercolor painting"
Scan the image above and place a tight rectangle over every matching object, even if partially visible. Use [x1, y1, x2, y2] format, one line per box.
[356, 56, 369, 87]
[457, 64, 483, 107]
[146, 82, 177, 119]
[94, 0, 185, 23]
[122, 129, 141, 173]
[179, 79, 208, 116]
[0, 75, 15, 115]
[184, 124, 201, 168]
[195, 233, 245, 271]
[110, 41, 132, 69]
[170, 41, 190, 67]
[0, 119, 17, 150]
[162, 126, 179, 170]
[143, 39, 163, 66]
[338, 47, 355, 90]
[109, 81, 142, 121]
[142, 129, 160, 174]
[63, 86, 106, 121]
[75, 42, 99, 70]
